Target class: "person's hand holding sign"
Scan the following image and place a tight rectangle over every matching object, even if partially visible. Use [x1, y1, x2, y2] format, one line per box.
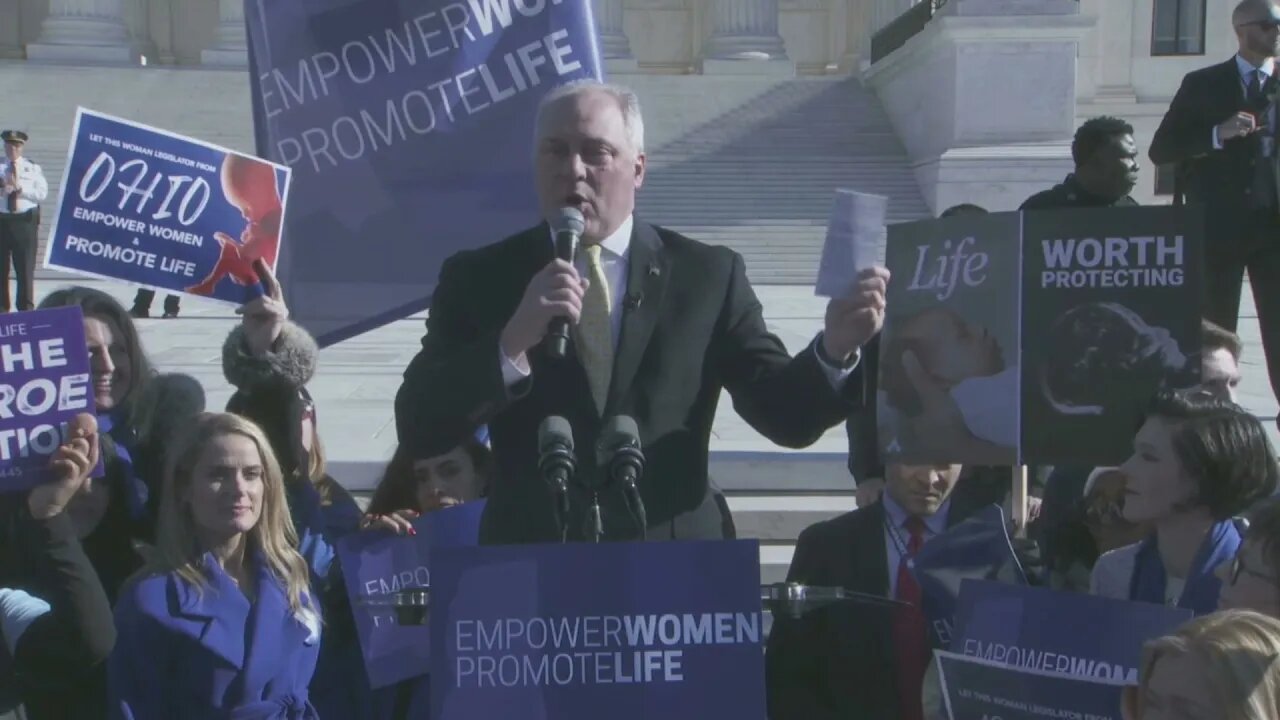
[28, 413, 100, 520]
[236, 259, 288, 357]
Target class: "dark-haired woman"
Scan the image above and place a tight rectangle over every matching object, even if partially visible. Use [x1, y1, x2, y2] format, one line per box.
[1091, 390, 1279, 614]
[317, 436, 492, 720]
[1, 415, 114, 717]
[0, 287, 204, 719]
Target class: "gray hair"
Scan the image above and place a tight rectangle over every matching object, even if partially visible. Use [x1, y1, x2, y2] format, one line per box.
[534, 79, 646, 156]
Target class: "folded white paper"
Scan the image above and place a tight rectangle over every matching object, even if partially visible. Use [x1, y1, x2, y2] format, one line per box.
[815, 189, 888, 297]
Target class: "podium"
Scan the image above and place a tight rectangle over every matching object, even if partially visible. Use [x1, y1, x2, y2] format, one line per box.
[366, 581, 903, 624]
[347, 538, 905, 720]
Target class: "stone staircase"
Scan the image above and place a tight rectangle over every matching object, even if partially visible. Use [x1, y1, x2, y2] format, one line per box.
[639, 76, 930, 284]
[0, 61, 928, 583]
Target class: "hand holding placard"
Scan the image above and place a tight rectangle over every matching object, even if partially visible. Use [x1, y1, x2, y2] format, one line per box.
[0, 306, 94, 492]
[28, 413, 100, 519]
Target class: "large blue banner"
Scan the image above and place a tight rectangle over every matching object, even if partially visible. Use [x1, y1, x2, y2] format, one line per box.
[334, 500, 485, 689]
[428, 540, 766, 719]
[245, 0, 603, 346]
[952, 580, 1191, 682]
[44, 109, 290, 306]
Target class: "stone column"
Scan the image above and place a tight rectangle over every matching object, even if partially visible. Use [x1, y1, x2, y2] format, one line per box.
[701, 0, 793, 75]
[202, 0, 248, 66]
[26, 0, 135, 63]
[596, 0, 632, 59]
[1090, 0, 1136, 102]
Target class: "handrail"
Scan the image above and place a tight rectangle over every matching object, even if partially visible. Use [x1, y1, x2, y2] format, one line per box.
[869, 0, 950, 65]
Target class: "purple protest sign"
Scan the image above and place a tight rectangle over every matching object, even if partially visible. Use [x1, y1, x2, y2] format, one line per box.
[335, 500, 486, 688]
[0, 306, 93, 492]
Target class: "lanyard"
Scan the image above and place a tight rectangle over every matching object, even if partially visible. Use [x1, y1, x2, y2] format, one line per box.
[883, 515, 919, 570]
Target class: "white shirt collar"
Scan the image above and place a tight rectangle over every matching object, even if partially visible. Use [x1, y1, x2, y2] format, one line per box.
[548, 214, 633, 260]
[592, 214, 634, 261]
[1237, 54, 1276, 79]
[881, 491, 951, 537]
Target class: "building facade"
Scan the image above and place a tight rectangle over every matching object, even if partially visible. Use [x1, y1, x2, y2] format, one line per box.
[0, 0, 1247, 209]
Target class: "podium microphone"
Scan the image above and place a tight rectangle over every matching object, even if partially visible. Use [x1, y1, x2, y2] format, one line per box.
[598, 415, 648, 540]
[760, 583, 909, 619]
[538, 416, 576, 543]
[546, 207, 585, 359]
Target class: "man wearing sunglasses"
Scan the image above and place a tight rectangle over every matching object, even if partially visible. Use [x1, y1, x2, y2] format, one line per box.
[1151, 0, 1280, 427]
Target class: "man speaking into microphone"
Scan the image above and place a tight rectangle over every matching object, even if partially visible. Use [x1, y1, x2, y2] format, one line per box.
[395, 80, 889, 544]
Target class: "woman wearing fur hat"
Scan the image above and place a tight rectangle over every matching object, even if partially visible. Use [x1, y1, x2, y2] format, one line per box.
[220, 260, 367, 720]
[220, 259, 361, 584]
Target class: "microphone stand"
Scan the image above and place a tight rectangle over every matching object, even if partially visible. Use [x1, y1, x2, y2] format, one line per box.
[550, 483, 570, 544]
[358, 589, 431, 627]
[585, 492, 604, 543]
[760, 582, 909, 620]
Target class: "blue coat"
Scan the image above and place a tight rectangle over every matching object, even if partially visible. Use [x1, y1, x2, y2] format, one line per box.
[108, 552, 321, 719]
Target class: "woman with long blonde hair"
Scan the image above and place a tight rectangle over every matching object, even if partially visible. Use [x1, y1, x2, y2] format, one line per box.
[107, 413, 321, 719]
[1123, 610, 1280, 720]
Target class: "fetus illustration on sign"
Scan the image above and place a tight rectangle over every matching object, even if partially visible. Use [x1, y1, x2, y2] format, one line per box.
[186, 153, 282, 297]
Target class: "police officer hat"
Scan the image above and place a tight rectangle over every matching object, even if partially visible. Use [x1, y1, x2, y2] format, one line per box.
[1, 130, 28, 145]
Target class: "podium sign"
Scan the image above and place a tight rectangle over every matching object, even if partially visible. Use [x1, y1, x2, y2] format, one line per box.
[429, 540, 766, 720]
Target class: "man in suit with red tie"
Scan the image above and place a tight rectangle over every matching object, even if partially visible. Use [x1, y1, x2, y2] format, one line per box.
[395, 79, 890, 544]
[1150, 0, 1280, 414]
[765, 463, 1004, 720]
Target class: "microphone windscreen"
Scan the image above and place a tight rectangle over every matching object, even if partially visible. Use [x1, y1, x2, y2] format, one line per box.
[597, 415, 640, 465]
[552, 207, 585, 235]
[538, 415, 574, 453]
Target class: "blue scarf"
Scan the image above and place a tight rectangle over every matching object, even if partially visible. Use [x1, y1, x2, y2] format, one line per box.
[1129, 519, 1240, 615]
[96, 411, 148, 522]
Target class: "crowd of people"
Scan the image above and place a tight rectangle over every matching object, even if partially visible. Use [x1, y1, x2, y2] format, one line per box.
[0, 257, 494, 719]
[4, 0, 1280, 717]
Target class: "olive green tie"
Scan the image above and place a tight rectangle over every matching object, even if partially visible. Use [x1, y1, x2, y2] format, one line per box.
[576, 244, 614, 412]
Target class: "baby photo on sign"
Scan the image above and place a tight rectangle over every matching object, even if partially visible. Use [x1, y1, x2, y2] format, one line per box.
[878, 213, 1021, 466]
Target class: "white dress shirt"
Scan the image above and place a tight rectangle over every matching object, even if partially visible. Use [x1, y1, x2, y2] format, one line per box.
[882, 492, 951, 599]
[0, 156, 49, 214]
[1211, 54, 1277, 150]
[499, 214, 858, 390]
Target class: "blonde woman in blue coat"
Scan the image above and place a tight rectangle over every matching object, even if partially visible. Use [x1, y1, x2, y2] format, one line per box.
[108, 413, 322, 719]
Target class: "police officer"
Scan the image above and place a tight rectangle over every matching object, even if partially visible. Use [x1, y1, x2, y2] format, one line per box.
[1, 130, 49, 312]
[1020, 116, 1141, 210]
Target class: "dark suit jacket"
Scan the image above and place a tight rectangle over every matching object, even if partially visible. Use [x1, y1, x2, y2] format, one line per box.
[1150, 57, 1280, 238]
[764, 486, 1001, 720]
[396, 220, 863, 544]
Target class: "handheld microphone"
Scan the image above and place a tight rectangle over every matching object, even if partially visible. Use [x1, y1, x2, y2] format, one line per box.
[538, 416, 576, 542]
[546, 207, 585, 359]
[598, 415, 648, 539]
